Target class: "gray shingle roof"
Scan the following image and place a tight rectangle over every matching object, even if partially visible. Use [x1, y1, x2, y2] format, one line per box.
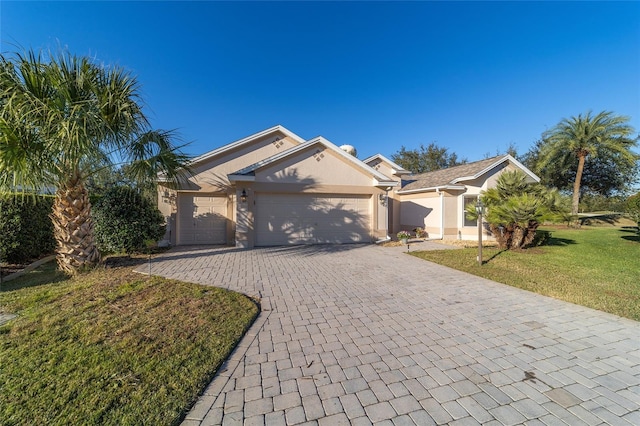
[400, 155, 506, 191]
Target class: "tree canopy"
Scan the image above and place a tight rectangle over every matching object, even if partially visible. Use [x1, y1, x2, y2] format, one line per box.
[529, 111, 638, 216]
[523, 137, 639, 200]
[0, 49, 190, 273]
[390, 142, 466, 174]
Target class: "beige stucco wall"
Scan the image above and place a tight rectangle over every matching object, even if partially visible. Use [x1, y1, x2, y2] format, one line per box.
[182, 132, 300, 192]
[157, 187, 177, 245]
[399, 192, 442, 238]
[366, 159, 404, 234]
[443, 194, 461, 239]
[255, 146, 374, 188]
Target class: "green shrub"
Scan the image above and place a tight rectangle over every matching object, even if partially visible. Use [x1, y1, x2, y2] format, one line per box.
[93, 186, 165, 254]
[0, 195, 55, 263]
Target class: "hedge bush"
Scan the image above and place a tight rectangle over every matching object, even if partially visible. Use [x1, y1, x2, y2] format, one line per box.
[93, 186, 165, 254]
[0, 195, 56, 263]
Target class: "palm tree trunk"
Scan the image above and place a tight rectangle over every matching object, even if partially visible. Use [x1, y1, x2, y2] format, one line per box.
[51, 181, 100, 274]
[572, 153, 586, 216]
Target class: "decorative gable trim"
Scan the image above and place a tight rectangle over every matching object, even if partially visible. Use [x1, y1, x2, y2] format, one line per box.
[189, 125, 305, 166]
[228, 136, 398, 187]
[362, 154, 411, 175]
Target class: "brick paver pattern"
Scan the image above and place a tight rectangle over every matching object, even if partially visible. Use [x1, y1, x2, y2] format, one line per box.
[138, 243, 640, 425]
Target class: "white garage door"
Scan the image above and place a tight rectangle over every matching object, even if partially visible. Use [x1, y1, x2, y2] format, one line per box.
[177, 194, 227, 245]
[255, 194, 371, 246]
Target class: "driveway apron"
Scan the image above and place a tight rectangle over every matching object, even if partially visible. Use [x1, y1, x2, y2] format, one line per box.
[140, 243, 640, 425]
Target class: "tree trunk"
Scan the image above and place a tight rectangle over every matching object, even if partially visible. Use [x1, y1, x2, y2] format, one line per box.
[489, 223, 512, 249]
[51, 181, 100, 274]
[572, 153, 586, 216]
[522, 221, 539, 248]
[510, 226, 525, 249]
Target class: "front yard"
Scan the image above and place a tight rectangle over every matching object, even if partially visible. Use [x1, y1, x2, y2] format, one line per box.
[411, 226, 640, 321]
[0, 262, 258, 425]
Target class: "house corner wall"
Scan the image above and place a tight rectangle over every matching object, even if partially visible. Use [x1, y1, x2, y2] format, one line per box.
[235, 187, 254, 248]
[157, 186, 177, 246]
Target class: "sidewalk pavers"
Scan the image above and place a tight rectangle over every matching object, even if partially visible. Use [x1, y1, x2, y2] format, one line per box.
[139, 243, 640, 425]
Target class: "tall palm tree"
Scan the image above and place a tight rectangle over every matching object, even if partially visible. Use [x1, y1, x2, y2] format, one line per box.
[0, 49, 189, 274]
[540, 111, 637, 216]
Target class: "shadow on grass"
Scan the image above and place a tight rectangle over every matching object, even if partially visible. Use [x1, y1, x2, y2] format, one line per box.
[1, 262, 67, 292]
[619, 226, 640, 243]
[579, 213, 622, 226]
[484, 249, 508, 264]
[546, 237, 577, 247]
[619, 226, 640, 233]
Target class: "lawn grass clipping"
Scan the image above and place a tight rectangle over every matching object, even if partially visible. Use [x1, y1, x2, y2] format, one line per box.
[0, 266, 258, 425]
[410, 226, 640, 321]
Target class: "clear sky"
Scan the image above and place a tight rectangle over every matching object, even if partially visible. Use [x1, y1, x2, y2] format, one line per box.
[2, 1, 639, 162]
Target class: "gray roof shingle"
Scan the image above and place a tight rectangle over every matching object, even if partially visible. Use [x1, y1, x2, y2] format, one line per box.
[400, 155, 506, 191]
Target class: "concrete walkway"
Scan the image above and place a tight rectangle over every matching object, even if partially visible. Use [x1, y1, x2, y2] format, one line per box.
[139, 242, 640, 425]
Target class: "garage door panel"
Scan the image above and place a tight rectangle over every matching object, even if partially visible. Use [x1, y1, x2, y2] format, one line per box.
[256, 194, 371, 246]
[178, 194, 227, 245]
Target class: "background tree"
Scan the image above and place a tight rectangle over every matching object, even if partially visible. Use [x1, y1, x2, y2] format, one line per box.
[466, 170, 570, 249]
[0, 49, 190, 274]
[534, 111, 638, 216]
[523, 138, 640, 206]
[626, 192, 640, 228]
[391, 142, 466, 173]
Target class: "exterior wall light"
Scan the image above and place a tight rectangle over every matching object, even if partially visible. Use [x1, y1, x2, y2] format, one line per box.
[240, 189, 247, 203]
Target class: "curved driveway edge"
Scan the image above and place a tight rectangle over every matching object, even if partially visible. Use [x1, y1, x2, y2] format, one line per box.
[140, 243, 640, 425]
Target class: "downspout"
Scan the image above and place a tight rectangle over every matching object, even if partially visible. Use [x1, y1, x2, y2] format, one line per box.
[438, 188, 444, 240]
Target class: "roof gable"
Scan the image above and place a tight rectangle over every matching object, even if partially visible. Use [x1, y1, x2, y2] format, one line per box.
[398, 155, 539, 193]
[362, 154, 411, 175]
[229, 137, 398, 187]
[188, 125, 305, 167]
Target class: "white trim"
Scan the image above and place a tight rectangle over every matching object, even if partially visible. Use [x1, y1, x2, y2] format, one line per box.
[396, 185, 466, 195]
[228, 174, 256, 182]
[451, 155, 540, 184]
[362, 153, 411, 175]
[461, 194, 480, 228]
[229, 136, 397, 185]
[189, 125, 306, 166]
[438, 188, 444, 239]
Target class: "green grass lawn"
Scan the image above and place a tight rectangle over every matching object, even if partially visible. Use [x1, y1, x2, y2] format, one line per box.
[0, 263, 258, 425]
[411, 226, 640, 321]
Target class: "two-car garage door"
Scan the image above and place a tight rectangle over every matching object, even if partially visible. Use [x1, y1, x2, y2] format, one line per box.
[255, 194, 371, 246]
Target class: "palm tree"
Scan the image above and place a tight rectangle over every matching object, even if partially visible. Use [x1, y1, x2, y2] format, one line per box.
[540, 111, 637, 216]
[0, 49, 189, 274]
[466, 170, 570, 249]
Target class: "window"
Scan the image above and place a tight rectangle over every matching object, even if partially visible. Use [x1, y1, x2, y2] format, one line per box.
[463, 196, 478, 227]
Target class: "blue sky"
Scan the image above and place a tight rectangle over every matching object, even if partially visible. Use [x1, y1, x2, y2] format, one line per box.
[2, 1, 639, 162]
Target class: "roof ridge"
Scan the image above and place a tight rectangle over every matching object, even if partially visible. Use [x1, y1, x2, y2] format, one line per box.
[409, 155, 505, 178]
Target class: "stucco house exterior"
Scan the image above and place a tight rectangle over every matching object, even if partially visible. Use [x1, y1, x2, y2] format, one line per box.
[157, 125, 539, 247]
[367, 154, 540, 240]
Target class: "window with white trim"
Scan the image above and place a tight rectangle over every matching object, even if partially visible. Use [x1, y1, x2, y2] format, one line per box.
[463, 196, 478, 227]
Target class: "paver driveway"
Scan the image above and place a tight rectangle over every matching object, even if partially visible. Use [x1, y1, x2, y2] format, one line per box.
[141, 243, 640, 425]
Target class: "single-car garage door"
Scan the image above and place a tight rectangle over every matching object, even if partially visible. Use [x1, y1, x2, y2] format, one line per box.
[255, 193, 371, 246]
[177, 194, 227, 245]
